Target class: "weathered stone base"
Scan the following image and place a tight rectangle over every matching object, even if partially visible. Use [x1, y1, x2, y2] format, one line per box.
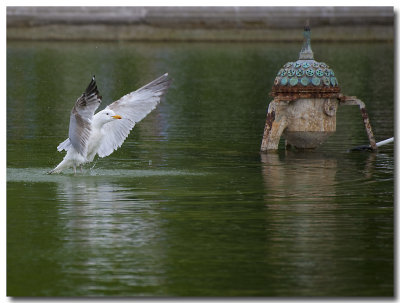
[261, 98, 338, 151]
[284, 131, 335, 149]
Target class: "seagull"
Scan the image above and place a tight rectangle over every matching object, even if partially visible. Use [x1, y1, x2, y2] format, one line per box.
[49, 73, 171, 174]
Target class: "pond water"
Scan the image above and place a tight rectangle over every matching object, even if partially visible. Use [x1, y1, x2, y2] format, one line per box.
[7, 40, 394, 297]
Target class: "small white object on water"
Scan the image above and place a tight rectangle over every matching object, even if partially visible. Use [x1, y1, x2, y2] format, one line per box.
[376, 137, 394, 147]
[49, 73, 171, 174]
[350, 137, 394, 151]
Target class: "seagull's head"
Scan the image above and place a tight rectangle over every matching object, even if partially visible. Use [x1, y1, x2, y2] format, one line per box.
[99, 108, 122, 125]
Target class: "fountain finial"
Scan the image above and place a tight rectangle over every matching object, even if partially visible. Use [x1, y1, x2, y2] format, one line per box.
[299, 20, 314, 60]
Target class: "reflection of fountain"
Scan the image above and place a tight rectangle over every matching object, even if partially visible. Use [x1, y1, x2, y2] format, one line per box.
[261, 151, 337, 203]
[55, 177, 165, 294]
[261, 151, 339, 291]
[260, 151, 393, 295]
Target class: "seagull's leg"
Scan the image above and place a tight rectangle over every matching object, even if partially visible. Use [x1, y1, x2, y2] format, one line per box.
[80, 165, 83, 173]
[73, 165, 76, 175]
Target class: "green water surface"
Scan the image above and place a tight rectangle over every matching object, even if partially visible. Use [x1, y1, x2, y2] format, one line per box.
[7, 40, 394, 297]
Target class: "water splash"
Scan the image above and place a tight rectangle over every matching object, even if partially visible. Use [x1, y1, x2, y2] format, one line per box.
[7, 167, 206, 183]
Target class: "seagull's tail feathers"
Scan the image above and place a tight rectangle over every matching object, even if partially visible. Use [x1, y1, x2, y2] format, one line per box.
[57, 138, 72, 152]
[47, 168, 58, 174]
[48, 149, 86, 174]
[48, 160, 67, 174]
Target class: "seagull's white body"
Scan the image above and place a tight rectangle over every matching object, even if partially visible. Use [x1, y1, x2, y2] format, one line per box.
[49, 73, 171, 174]
[86, 116, 106, 162]
[50, 109, 114, 173]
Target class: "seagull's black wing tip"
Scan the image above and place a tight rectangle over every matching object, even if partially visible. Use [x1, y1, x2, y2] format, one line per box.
[85, 75, 98, 95]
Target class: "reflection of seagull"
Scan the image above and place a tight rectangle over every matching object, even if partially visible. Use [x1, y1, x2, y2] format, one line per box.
[49, 73, 171, 174]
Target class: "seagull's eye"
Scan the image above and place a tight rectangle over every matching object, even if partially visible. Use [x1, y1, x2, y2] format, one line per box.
[106, 113, 109, 115]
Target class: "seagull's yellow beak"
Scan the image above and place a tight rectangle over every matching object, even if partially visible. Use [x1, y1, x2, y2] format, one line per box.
[112, 115, 122, 119]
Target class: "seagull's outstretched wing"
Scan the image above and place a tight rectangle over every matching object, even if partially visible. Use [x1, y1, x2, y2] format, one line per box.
[97, 73, 171, 158]
[59, 76, 102, 156]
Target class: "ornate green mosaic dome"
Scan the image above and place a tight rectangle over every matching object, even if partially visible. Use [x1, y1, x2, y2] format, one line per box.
[271, 26, 340, 98]
[274, 60, 338, 88]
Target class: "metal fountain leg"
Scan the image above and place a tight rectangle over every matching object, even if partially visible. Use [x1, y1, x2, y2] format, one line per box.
[261, 98, 288, 152]
[339, 95, 377, 150]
